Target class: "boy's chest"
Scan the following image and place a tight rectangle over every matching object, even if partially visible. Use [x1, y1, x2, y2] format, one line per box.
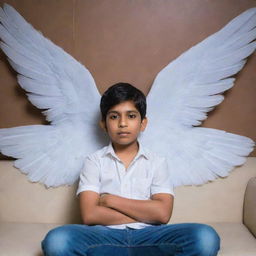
[99, 158, 153, 200]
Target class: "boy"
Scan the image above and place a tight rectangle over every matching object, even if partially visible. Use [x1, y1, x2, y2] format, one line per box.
[42, 83, 220, 256]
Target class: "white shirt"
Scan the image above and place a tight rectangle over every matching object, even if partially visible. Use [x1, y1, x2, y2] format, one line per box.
[77, 141, 174, 229]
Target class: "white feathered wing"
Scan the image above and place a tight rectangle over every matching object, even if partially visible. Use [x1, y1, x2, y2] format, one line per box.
[140, 8, 256, 187]
[0, 4, 107, 187]
[0, 4, 255, 188]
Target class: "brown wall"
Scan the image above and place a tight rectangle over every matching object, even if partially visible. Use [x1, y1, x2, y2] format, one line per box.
[0, 0, 255, 156]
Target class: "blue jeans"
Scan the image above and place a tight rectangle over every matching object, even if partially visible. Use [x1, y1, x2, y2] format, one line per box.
[42, 223, 220, 256]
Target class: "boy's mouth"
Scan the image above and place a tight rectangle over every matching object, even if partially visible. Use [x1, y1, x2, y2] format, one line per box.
[117, 132, 130, 136]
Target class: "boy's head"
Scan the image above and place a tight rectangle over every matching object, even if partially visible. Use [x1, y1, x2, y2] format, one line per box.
[100, 83, 147, 147]
[100, 82, 147, 122]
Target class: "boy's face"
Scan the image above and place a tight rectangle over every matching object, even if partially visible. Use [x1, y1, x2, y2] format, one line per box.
[100, 100, 147, 148]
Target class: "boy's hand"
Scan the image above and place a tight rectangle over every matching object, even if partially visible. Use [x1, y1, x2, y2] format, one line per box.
[80, 191, 138, 225]
[99, 193, 112, 207]
[99, 193, 174, 224]
[99, 193, 120, 208]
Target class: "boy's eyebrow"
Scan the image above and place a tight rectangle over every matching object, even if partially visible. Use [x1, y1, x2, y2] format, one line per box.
[107, 110, 139, 115]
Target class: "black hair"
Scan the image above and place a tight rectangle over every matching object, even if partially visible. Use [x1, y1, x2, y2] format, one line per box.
[100, 82, 147, 122]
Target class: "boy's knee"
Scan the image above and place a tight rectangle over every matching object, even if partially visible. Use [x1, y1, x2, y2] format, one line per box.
[194, 224, 220, 256]
[41, 226, 74, 256]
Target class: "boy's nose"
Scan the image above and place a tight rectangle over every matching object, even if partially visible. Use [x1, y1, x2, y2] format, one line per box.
[119, 117, 128, 128]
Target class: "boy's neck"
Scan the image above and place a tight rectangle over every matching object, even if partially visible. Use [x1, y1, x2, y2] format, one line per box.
[112, 141, 139, 157]
[112, 141, 139, 169]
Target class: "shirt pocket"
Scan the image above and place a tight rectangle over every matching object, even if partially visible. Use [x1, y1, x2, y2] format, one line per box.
[132, 177, 151, 199]
[100, 170, 119, 195]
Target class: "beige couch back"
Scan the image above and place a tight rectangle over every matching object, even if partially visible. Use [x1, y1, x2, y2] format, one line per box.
[1, 158, 256, 224]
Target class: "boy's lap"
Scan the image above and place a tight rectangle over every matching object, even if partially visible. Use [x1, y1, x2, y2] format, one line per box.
[43, 223, 218, 255]
[48, 224, 171, 246]
[55, 223, 210, 243]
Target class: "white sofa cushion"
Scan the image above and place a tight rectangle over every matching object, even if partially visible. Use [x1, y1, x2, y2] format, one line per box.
[211, 222, 256, 256]
[1, 158, 256, 224]
[0, 222, 58, 256]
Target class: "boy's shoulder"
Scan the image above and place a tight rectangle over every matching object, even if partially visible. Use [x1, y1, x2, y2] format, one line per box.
[85, 145, 109, 161]
[142, 145, 167, 162]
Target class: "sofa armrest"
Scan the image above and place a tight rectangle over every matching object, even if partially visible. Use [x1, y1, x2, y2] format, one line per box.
[243, 177, 256, 238]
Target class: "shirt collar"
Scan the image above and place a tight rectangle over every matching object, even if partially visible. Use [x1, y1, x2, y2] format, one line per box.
[103, 140, 149, 161]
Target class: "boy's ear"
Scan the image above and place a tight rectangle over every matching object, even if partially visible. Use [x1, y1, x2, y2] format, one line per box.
[140, 117, 148, 132]
[99, 120, 107, 132]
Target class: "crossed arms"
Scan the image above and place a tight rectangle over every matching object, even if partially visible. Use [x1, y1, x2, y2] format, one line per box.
[79, 191, 174, 226]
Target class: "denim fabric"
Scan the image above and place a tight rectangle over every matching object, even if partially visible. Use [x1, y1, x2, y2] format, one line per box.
[42, 223, 220, 256]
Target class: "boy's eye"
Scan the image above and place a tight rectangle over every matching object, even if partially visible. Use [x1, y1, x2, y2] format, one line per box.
[109, 115, 118, 120]
[128, 114, 137, 119]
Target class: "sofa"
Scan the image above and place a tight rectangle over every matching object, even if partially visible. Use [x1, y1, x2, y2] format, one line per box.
[0, 158, 256, 256]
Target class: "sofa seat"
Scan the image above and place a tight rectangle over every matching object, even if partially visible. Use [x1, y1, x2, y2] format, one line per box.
[0, 222, 58, 256]
[210, 222, 256, 256]
[0, 158, 256, 255]
[0, 222, 255, 256]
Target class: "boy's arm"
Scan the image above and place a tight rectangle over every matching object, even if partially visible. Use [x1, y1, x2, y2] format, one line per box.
[79, 191, 138, 225]
[99, 193, 174, 224]
[99, 157, 175, 224]
[78, 157, 137, 226]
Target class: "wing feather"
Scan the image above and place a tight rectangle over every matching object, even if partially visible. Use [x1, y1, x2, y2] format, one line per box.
[0, 122, 106, 187]
[0, 4, 101, 124]
[147, 8, 256, 127]
[142, 8, 256, 187]
[0, 4, 105, 187]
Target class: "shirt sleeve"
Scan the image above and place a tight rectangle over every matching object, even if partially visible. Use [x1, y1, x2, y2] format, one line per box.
[76, 156, 101, 196]
[151, 157, 175, 197]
